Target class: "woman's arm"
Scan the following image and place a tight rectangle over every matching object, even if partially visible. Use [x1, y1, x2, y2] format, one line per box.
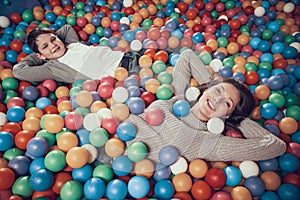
[56, 24, 79, 45]
[172, 49, 213, 97]
[205, 118, 286, 161]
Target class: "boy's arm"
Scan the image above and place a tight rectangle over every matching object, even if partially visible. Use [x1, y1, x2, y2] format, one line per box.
[56, 24, 79, 44]
[172, 49, 213, 98]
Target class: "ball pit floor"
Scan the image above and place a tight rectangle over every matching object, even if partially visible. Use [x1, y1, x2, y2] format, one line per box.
[0, 0, 300, 199]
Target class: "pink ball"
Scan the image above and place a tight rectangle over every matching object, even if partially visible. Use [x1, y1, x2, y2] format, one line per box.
[36, 85, 49, 97]
[42, 79, 57, 92]
[215, 3, 225, 12]
[211, 191, 232, 200]
[147, 27, 161, 41]
[76, 17, 88, 27]
[97, 82, 114, 99]
[101, 116, 119, 134]
[156, 37, 168, 49]
[146, 108, 164, 126]
[135, 30, 147, 41]
[145, 40, 158, 50]
[286, 142, 300, 160]
[184, 29, 194, 38]
[110, 20, 120, 31]
[101, 75, 116, 86]
[82, 80, 98, 92]
[64, 111, 83, 130]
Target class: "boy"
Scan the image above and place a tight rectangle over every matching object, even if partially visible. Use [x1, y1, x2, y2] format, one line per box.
[13, 24, 141, 83]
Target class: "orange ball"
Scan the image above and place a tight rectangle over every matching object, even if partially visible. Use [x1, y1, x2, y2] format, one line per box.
[231, 186, 252, 200]
[55, 86, 70, 98]
[168, 36, 180, 49]
[114, 67, 128, 81]
[139, 8, 150, 19]
[147, 27, 161, 41]
[66, 147, 89, 168]
[154, 50, 168, 63]
[105, 138, 125, 158]
[84, 23, 96, 34]
[260, 171, 281, 191]
[76, 90, 93, 107]
[57, 100, 73, 113]
[234, 56, 247, 66]
[53, 6, 63, 15]
[189, 159, 208, 178]
[44, 114, 65, 133]
[139, 68, 154, 78]
[101, 17, 111, 28]
[33, 10, 45, 21]
[147, 4, 157, 15]
[153, 18, 164, 27]
[191, 180, 212, 200]
[172, 173, 193, 192]
[25, 107, 44, 119]
[22, 117, 40, 132]
[247, 56, 259, 66]
[90, 100, 107, 113]
[254, 85, 270, 100]
[132, 13, 143, 24]
[145, 78, 160, 94]
[232, 64, 246, 74]
[134, 159, 155, 178]
[57, 132, 79, 152]
[279, 117, 298, 134]
[227, 42, 240, 55]
[237, 34, 249, 46]
[1, 69, 14, 80]
[139, 55, 153, 68]
[111, 103, 130, 121]
[0, 51, 5, 61]
[206, 39, 218, 51]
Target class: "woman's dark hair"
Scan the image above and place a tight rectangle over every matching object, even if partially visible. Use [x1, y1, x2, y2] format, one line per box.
[196, 77, 256, 135]
[26, 27, 55, 53]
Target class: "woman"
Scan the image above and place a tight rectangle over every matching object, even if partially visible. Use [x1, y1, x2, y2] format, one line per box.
[125, 49, 286, 163]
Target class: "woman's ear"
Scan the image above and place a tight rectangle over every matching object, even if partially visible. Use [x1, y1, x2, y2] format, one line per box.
[36, 53, 46, 60]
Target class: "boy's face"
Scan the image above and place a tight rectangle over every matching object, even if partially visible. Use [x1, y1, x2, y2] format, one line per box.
[35, 33, 66, 60]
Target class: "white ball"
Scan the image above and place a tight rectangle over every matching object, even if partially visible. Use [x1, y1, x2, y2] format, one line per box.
[170, 156, 188, 175]
[112, 87, 129, 103]
[83, 113, 101, 131]
[0, 112, 7, 126]
[218, 15, 228, 22]
[283, 2, 295, 13]
[0, 16, 10, 28]
[239, 160, 260, 178]
[185, 87, 200, 101]
[207, 118, 224, 134]
[254, 6, 265, 17]
[290, 42, 300, 53]
[209, 59, 223, 72]
[123, 0, 133, 7]
[82, 144, 98, 163]
[130, 39, 143, 51]
[97, 108, 112, 119]
[120, 17, 130, 25]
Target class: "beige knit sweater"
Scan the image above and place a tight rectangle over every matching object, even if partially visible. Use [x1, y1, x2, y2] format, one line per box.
[126, 49, 286, 163]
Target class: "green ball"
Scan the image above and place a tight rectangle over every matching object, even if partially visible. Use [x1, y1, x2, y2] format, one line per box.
[152, 60, 167, 74]
[89, 128, 109, 147]
[70, 8, 78, 15]
[157, 71, 173, 84]
[286, 105, 300, 120]
[69, 86, 82, 97]
[275, 18, 285, 26]
[76, 10, 86, 18]
[93, 164, 114, 182]
[13, 30, 26, 39]
[222, 57, 234, 68]
[142, 19, 153, 29]
[38, 23, 49, 28]
[3, 147, 24, 161]
[156, 4, 163, 10]
[74, 107, 90, 117]
[258, 61, 272, 71]
[285, 93, 299, 107]
[75, 2, 85, 10]
[60, 180, 83, 200]
[12, 176, 33, 198]
[99, 38, 109, 46]
[244, 62, 257, 72]
[268, 93, 285, 108]
[44, 150, 66, 172]
[199, 51, 212, 65]
[4, 90, 18, 104]
[96, 27, 104, 37]
[225, 1, 235, 9]
[217, 37, 228, 48]
[240, 25, 250, 33]
[22, 10, 34, 23]
[170, 12, 180, 19]
[2, 77, 19, 90]
[40, 114, 50, 129]
[25, 100, 35, 109]
[72, 79, 85, 88]
[126, 142, 148, 162]
[284, 35, 296, 45]
[36, 130, 56, 147]
[48, 92, 57, 101]
[262, 29, 273, 40]
[156, 85, 173, 100]
[66, 15, 77, 26]
[210, 10, 218, 19]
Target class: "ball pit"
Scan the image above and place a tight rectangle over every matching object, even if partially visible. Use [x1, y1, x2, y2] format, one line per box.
[0, 0, 300, 199]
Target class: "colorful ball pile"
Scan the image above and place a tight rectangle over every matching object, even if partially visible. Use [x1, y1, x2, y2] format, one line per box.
[0, 0, 300, 199]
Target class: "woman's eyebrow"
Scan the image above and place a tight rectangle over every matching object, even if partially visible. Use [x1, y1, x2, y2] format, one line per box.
[221, 85, 235, 106]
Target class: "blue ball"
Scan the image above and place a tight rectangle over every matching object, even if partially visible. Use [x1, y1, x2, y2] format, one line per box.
[153, 163, 171, 181]
[30, 169, 54, 191]
[172, 100, 190, 117]
[271, 42, 285, 54]
[112, 156, 133, 176]
[89, 34, 100, 44]
[282, 46, 298, 59]
[35, 97, 52, 110]
[128, 97, 145, 115]
[29, 157, 45, 174]
[84, 178, 106, 199]
[260, 53, 274, 63]
[257, 69, 271, 80]
[127, 86, 141, 97]
[267, 21, 280, 32]
[26, 137, 49, 158]
[45, 12, 57, 23]
[108, 36, 119, 48]
[192, 32, 204, 43]
[8, 156, 31, 176]
[258, 158, 279, 172]
[272, 32, 285, 43]
[128, 176, 150, 198]
[103, 27, 112, 38]
[22, 86, 39, 101]
[293, 82, 300, 96]
[219, 65, 233, 77]
[123, 30, 135, 42]
[278, 183, 300, 200]
[154, 180, 174, 200]
[7, 106, 25, 122]
[264, 123, 280, 136]
[91, 16, 101, 26]
[116, 122, 136, 142]
[5, 50, 18, 63]
[260, 191, 280, 200]
[124, 76, 139, 88]
[257, 40, 271, 52]
[291, 130, 300, 144]
[232, 72, 245, 83]
[260, 103, 278, 119]
[159, 146, 179, 166]
[224, 166, 242, 186]
[249, 37, 261, 49]
[279, 153, 299, 173]
[72, 164, 93, 183]
[244, 176, 266, 197]
[106, 179, 127, 200]
[266, 75, 284, 90]
[76, 129, 90, 146]
[118, 23, 129, 33]
[0, 131, 13, 151]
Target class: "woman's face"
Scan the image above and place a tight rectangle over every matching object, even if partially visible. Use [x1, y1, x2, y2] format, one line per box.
[35, 33, 66, 60]
[191, 82, 240, 121]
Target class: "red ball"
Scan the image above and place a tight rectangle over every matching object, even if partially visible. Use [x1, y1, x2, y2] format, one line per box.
[286, 142, 300, 160]
[191, 180, 212, 200]
[10, 40, 23, 53]
[64, 111, 83, 130]
[176, 2, 188, 13]
[78, 30, 88, 41]
[101, 116, 120, 134]
[140, 92, 156, 107]
[52, 172, 72, 195]
[195, 0, 205, 10]
[76, 17, 88, 28]
[10, 13, 22, 24]
[97, 82, 114, 99]
[14, 130, 36, 150]
[7, 97, 25, 109]
[101, 75, 116, 86]
[245, 71, 259, 85]
[2, 122, 22, 136]
[42, 79, 57, 92]
[205, 168, 226, 189]
[211, 191, 232, 200]
[43, 105, 59, 114]
[0, 168, 15, 190]
[186, 8, 198, 20]
[283, 173, 300, 188]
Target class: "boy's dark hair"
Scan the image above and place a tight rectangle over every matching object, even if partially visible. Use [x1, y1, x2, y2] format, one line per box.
[26, 27, 55, 53]
[196, 77, 256, 135]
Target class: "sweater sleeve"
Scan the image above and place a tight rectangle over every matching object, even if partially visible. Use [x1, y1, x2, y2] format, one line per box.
[205, 118, 287, 161]
[172, 49, 213, 98]
[56, 24, 79, 45]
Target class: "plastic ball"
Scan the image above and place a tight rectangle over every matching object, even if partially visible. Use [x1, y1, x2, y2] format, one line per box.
[126, 141, 148, 162]
[44, 150, 66, 172]
[105, 138, 125, 158]
[154, 180, 175, 200]
[6, 106, 25, 123]
[0, 131, 14, 151]
[134, 158, 155, 178]
[231, 186, 252, 200]
[205, 168, 226, 189]
[60, 180, 83, 200]
[278, 183, 300, 200]
[12, 176, 33, 198]
[83, 178, 105, 199]
[128, 97, 145, 115]
[26, 137, 48, 158]
[128, 176, 150, 198]
[224, 166, 242, 186]
[244, 176, 266, 197]
[172, 172, 192, 192]
[66, 147, 89, 168]
[260, 103, 278, 119]
[239, 160, 259, 178]
[112, 155, 133, 176]
[0, 167, 15, 190]
[106, 179, 127, 200]
[72, 164, 92, 183]
[22, 86, 39, 101]
[191, 180, 212, 200]
[116, 122, 136, 142]
[30, 169, 54, 191]
[260, 171, 281, 191]
[172, 100, 190, 117]
[279, 117, 298, 135]
[0, 16, 11, 28]
[159, 145, 179, 166]
[279, 153, 299, 173]
[64, 111, 83, 130]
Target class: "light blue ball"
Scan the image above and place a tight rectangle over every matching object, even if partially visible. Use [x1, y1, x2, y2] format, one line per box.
[128, 176, 150, 198]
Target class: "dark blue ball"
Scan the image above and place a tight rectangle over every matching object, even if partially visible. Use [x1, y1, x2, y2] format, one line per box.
[244, 176, 266, 197]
